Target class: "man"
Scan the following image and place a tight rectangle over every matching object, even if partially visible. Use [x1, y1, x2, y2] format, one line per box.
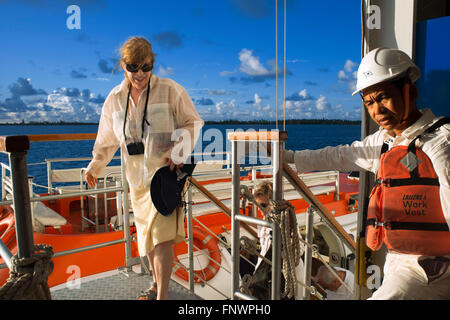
[283, 47, 450, 299]
[312, 265, 354, 300]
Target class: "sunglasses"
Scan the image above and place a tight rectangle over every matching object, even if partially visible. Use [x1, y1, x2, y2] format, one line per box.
[259, 203, 269, 208]
[125, 63, 153, 73]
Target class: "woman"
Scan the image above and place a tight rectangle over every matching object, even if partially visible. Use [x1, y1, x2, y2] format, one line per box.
[254, 181, 273, 215]
[253, 181, 305, 299]
[253, 181, 274, 271]
[85, 36, 203, 300]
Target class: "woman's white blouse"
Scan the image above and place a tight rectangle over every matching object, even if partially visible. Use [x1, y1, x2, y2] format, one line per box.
[86, 75, 204, 187]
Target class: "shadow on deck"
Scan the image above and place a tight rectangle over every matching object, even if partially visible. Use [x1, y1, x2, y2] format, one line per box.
[50, 266, 203, 300]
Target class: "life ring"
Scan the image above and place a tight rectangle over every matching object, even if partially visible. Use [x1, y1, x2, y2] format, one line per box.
[173, 226, 222, 283]
[0, 206, 16, 246]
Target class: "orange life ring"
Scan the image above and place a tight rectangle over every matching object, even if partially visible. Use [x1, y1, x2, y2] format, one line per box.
[173, 226, 221, 283]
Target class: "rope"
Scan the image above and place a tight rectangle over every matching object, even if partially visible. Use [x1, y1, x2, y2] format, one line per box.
[0, 244, 54, 300]
[267, 200, 302, 299]
[239, 185, 304, 299]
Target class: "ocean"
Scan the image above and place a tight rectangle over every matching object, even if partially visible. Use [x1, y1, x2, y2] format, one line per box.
[0, 124, 361, 193]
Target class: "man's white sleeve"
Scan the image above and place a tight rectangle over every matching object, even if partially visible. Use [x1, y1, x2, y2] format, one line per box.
[284, 133, 383, 174]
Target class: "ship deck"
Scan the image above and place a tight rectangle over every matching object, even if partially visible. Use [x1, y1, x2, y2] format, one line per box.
[50, 265, 202, 300]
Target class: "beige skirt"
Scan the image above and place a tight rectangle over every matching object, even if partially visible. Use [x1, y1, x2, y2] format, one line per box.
[130, 184, 185, 257]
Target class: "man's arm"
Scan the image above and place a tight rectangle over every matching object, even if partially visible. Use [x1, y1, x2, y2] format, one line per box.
[284, 132, 384, 174]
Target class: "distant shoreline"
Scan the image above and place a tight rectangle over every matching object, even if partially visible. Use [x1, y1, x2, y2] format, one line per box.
[0, 119, 361, 126]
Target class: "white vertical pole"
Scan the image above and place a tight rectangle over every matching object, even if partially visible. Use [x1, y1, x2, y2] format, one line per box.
[231, 140, 241, 299]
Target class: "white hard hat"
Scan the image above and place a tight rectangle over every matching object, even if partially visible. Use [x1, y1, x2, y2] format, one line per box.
[352, 47, 421, 96]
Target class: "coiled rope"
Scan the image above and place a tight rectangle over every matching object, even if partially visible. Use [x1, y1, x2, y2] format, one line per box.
[239, 185, 303, 299]
[0, 244, 54, 300]
[267, 199, 302, 298]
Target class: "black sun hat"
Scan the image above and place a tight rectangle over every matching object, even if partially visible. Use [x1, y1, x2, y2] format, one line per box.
[150, 162, 196, 216]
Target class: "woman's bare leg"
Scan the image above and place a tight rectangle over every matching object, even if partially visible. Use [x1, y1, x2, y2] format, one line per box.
[152, 240, 174, 300]
[146, 251, 158, 292]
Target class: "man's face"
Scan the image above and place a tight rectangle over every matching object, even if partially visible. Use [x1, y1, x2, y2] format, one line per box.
[362, 82, 406, 133]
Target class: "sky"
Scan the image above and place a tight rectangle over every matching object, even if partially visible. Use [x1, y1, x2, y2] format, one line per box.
[0, 0, 364, 123]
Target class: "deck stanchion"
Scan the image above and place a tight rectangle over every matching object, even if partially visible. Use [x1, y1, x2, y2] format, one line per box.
[228, 131, 287, 300]
[271, 137, 283, 299]
[234, 214, 281, 300]
[187, 186, 195, 292]
[1, 136, 35, 259]
[272, 140, 282, 201]
[271, 221, 281, 300]
[302, 206, 314, 300]
[10, 151, 34, 259]
[231, 139, 241, 299]
[2, 164, 6, 201]
[120, 151, 133, 271]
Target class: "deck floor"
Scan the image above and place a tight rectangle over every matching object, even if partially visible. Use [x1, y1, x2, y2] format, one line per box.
[50, 266, 202, 300]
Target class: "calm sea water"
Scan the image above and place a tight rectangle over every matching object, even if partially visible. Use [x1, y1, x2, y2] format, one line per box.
[0, 123, 361, 191]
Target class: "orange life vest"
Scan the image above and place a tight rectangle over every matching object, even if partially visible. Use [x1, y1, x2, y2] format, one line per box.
[366, 117, 450, 256]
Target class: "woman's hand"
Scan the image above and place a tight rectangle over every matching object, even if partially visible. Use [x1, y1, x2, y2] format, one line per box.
[164, 157, 184, 171]
[85, 170, 97, 188]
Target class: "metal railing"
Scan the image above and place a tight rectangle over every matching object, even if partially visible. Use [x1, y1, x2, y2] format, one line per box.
[0, 135, 36, 268]
[228, 131, 287, 300]
[233, 214, 281, 300]
[0, 134, 137, 275]
[1, 133, 356, 300]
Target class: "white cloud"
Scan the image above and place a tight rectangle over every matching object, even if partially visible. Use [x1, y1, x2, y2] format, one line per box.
[238, 49, 271, 76]
[251, 93, 271, 113]
[287, 58, 308, 63]
[253, 93, 262, 107]
[286, 88, 314, 102]
[337, 70, 348, 81]
[219, 70, 236, 77]
[158, 65, 175, 77]
[0, 82, 105, 123]
[348, 81, 357, 93]
[298, 89, 308, 99]
[337, 60, 359, 93]
[344, 59, 357, 72]
[209, 89, 227, 95]
[215, 99, 237, 116]
[262, 104, 271, 112]
[93, 77, 110, 81]
[316, 95, 331, 112]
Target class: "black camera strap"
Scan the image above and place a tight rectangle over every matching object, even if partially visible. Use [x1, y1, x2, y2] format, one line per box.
[123, 78, 151, 142]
